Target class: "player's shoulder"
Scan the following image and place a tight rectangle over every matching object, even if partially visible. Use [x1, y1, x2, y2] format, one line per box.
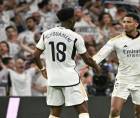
[109, 33, 125, 41]
[65, 28, 82, 38]
[43, 27, 57, 34]
[69, 29, 82, 38]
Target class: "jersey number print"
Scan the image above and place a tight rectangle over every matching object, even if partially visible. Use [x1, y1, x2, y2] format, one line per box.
[49, 41, 66, 62]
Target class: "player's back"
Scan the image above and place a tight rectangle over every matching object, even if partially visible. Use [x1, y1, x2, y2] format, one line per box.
[41, 27, 86, 86]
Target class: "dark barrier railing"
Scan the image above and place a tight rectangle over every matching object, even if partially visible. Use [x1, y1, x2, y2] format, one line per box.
[0, 96, 134, 118]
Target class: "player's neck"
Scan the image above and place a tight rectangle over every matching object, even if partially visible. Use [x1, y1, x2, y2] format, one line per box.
[125, 30, 139, 39]
[61, 22, 74, 31]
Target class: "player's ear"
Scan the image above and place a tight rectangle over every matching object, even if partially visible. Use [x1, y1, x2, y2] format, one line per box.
[135, 22, 140, 29]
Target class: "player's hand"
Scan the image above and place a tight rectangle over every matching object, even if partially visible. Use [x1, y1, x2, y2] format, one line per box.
[41, 69, 48, 79]
[94, 65, 102, 76]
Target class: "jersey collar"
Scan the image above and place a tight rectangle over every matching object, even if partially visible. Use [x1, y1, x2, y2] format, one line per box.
[125, 31, 140, 39]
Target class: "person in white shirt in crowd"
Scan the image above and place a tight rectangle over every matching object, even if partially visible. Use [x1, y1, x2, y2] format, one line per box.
[74, 6, 103, 47]
[7, 56, 47, 96]
[0, 1, 14, 41]
[5, 25, 21, 58]
[24, 59, 47, 96]
[0, 56, 10, 96]
[104, 2, 117, 20]
[1, 57, 15, 96]
[18, 15, 38, 54]
[8, 58, 34, 96]
[84, 0, 103, 24]
[92, 13, 140, 118]
[37, 0, 58, 30]
[98, 12, 114, 43]
[15, 1, 30, 23]
[2, 57, 15, 70]
[27, 0, 42, 13]
[32, 11, 45, 33]
[115, 7, 127, 23]
[51, 0, 64, 10]
[62, 0, 77, 8]
[34, 8, 100, 118]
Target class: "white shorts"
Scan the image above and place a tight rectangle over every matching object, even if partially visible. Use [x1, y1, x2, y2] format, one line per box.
[112, 82, 140, 105]
[47, 82, 88, 106]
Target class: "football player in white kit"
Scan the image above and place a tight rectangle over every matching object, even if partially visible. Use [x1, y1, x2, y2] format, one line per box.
[34, 8, 100, 118]
[92, 13, 140, 118]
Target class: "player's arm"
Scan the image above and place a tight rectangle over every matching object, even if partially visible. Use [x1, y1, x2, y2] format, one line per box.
[80, 52, 101, 75]
[34, 48, 47, 79]
[92, 41, 114, 64]
[34, 33, 47, 79]
[75, 35, 101, 74]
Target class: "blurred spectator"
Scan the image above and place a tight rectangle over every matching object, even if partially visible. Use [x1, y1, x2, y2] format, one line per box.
[74, 7, 103, 46]
[5, 25, 21, 58]
[38, 0, 58, 30]
[28, 0, 42, 13]
[18, 15, 37, 55]
[104, 2, 117, 20]
[0, 56, 10, 96]
[24, 59, 47, 96]
[0, 1, 14, 41]
[115, 7, 127, 22]
[32, 11, 44, 32]
[92, 60, 114, 96]
[2, 57, 15, 70]
[84, 35, 96, 46]
[62, 0, 77, 8]
[8, 58, 35, 96]
[98, 12, 114, 43]
[13, 1, 34, 32]
[0, 41, 10, 57]
[51, 3, 60, 12]
[86, 0, 104, 24]
[110, 21, 123, 37]
[51, 0, 64, 10]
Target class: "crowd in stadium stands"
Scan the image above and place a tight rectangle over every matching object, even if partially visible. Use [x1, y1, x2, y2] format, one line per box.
[0, 0, 140, 96]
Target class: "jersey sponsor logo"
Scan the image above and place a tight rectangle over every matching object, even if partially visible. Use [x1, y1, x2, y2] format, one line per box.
[123, 45, 128, 48]
[114, 82, 119, 89]
[123, 46, 140, 57]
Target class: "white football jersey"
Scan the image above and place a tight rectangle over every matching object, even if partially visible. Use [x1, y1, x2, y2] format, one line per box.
[93, 32, 140, 84]
[36, 27, 86, 86]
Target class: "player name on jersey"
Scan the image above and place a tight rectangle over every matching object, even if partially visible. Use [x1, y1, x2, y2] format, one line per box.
[45, 31, 72, 42]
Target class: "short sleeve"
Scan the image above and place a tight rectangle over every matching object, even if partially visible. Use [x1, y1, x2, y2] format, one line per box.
[36, 33, 45, 50]
[75, 34, 86, 54]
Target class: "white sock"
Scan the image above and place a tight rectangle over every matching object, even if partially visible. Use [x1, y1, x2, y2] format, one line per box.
[79, 113, 89, 118]
[49, 114, 60, 118]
